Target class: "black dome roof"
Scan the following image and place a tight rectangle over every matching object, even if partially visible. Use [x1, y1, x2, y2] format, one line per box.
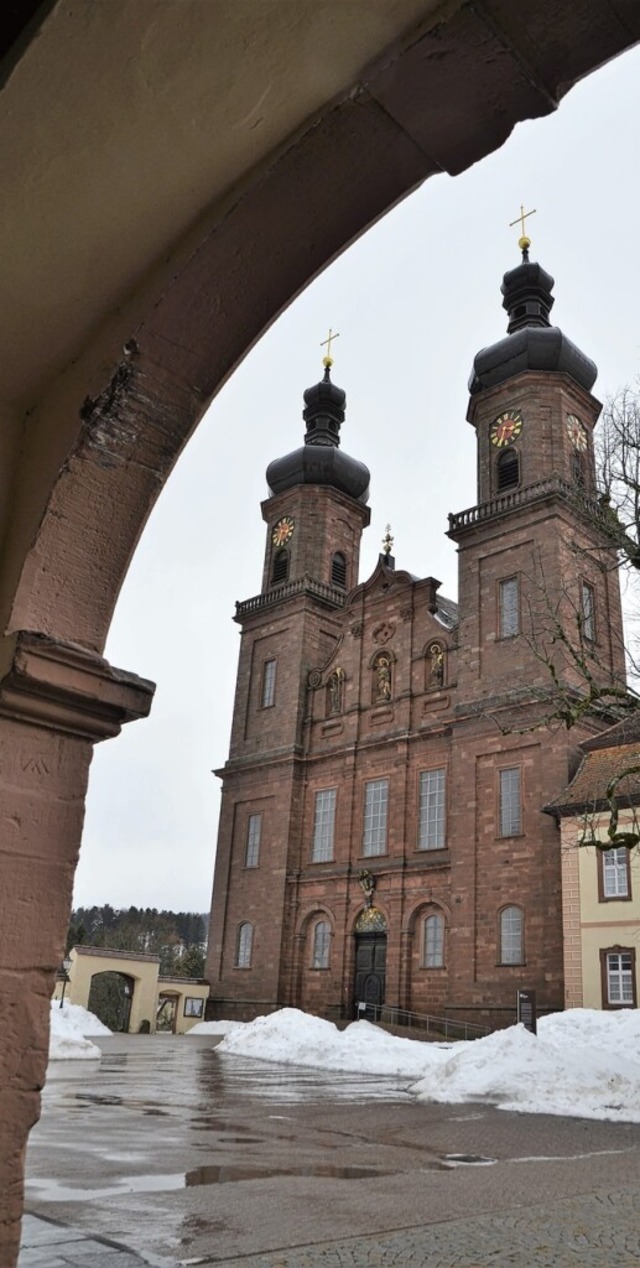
[469, 248, 597, 396]
[266, 365, 370, 504]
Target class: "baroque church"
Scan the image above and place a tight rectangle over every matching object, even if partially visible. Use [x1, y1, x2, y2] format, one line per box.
[205, 236, 626, 1028]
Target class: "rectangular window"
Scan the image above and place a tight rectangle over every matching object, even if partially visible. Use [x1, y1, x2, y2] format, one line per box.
[499, 576, 519, 638]
[499, 767, 522, 836]
[362, 778, 389, 857]
[600, 846, 631, 900]
[581, 581, 595, 641]
[418, 769, 446, 850]
[184, 997, 204, 1018]
[311, 789, 336, 863]
[500, 906, 523, 965]
[261, 659, 276, 708]
[604, 950, 635, 1006]
[245, 814, 262, 868]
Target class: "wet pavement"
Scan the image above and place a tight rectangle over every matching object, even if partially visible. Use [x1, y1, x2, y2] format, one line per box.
[20, 1034, 640, 1266]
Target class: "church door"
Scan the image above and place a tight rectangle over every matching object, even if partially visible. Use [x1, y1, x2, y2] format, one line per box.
[354, 932, 386, 1013]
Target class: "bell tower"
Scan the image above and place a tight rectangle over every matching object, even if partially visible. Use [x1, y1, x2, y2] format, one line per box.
[206, 352, 370, 1014]
[449, 231, 626, 706]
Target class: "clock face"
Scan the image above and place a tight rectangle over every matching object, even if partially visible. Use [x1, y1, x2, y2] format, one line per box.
[272, 515, 295, 547]
[490, 410, 523, 447]
[566, 414, 588, 451]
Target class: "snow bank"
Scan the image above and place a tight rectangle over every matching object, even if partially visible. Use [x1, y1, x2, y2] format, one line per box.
[49, 1000, 109, 1060]
[216, 1006, 640, 1122]
[186, 1019, 243, 1036]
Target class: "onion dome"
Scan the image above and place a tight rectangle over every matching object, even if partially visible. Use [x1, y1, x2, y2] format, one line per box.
[266, 365, 370, 504]
[469, 245, 597, 396]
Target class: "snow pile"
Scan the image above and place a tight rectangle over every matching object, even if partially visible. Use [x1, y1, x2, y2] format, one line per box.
[49, 1001, 109, 1060]
[217, 1007, 640, 1122]
[186, 1019, 243, 1036]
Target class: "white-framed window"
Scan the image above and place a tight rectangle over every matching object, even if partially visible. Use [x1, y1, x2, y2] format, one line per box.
[245, 814, 261, 868]
[236, 922, 253, 968]
[499, 576, 519, 638]
[422, 913, 445, 968]
[581, 581, 595, 641]
[311, 789, 336, 862]
[261, 659, 276, 708]
[603, 949, 635, 1006]
[418, 769, 446, 850]
[184, 997, 204, 1018]
[499, 767, 522, 836]
[601, 846, 631, 899]
[499, 905, 523, 965]
[362, 778, 389, 856]
[312, 920, 331, 969]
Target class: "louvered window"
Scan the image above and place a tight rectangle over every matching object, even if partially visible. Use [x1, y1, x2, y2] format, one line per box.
[497, 448, 519, 491]
[331, 552, 347, 588]
[272, 549, 289, 584]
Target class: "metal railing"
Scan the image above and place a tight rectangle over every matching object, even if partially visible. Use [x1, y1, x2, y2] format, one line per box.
[358, 1002, 491, 1043]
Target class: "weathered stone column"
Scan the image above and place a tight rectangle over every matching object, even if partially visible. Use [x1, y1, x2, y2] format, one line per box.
[0, 632, 154, 1267]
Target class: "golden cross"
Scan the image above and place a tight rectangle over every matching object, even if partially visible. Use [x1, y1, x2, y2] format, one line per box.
[321, 327, 340, 367]
[509, 203, 536, 250]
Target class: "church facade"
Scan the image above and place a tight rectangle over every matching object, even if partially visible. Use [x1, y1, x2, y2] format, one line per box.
[205, 245, 626, 1027]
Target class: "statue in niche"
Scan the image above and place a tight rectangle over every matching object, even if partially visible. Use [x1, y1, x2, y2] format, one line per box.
[327, 667, 345, 715]
[428, 642, 445, 688]
[374, 653, 392, 702]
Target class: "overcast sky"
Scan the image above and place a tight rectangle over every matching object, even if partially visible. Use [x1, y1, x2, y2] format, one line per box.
[73, 44, 640, 913]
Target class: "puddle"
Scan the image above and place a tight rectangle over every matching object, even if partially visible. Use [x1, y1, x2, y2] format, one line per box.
[26, 1163, 394, 1202]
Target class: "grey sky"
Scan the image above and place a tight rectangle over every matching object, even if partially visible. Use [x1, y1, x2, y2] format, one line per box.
[74, 45, 640, 912]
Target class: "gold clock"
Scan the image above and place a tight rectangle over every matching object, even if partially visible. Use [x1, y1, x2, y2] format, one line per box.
[566, 414, 587, 451]
[272, 515, 295, 547]
[490, 410, 523, 447]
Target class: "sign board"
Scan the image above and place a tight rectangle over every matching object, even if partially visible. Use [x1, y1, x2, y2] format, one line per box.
[516, 989, 537, 1035]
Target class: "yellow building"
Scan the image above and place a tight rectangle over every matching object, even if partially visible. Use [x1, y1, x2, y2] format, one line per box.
[547, 718, 640, 1010]
[52, 946, 209, 1035]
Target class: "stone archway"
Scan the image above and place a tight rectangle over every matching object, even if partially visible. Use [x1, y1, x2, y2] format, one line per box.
[2, 5, 639, 1263]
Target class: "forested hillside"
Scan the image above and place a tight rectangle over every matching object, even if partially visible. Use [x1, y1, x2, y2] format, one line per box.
[66, 906, 208, 977]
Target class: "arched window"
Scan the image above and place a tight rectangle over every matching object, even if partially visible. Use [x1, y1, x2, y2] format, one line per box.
[572, 450, 586, 488]
[499, 906, 523, 965]
[331, 551, 347, 588]
[272, 548, 289, 584]
[236, 922, 254, 968]
[422, 913, 445, 967]
[497, 448, 519, 492]
[312, 920, 331, 969]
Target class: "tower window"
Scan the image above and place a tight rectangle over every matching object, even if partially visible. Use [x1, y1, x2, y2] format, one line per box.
[422, 913, 445, 968]
[362, 778, 389, 856]
[331, 552, 347, 588]
[311, 789, 336, 862]
[498, 576, 519, 638]
[499, 905, 524, 965]
[581, 581, 595, 641]
[272, 548, 289, 584]
[418, 769, 446, 850]
[572, 451, 586, 488]
[245, 814, 262, 868]
[496, 448, 520, 492]
[499, 767, 522, 836]
[312, 920, 331, 969]
[261, 659, 276, 708]
[235, 922, 254, 969]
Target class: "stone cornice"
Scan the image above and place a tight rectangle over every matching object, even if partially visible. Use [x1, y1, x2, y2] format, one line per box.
[0, 631, 154, 741]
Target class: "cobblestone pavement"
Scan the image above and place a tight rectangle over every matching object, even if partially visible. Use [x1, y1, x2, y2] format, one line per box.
[217, 1189, 640, 1267]
[20, 1188, 640, 1267]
